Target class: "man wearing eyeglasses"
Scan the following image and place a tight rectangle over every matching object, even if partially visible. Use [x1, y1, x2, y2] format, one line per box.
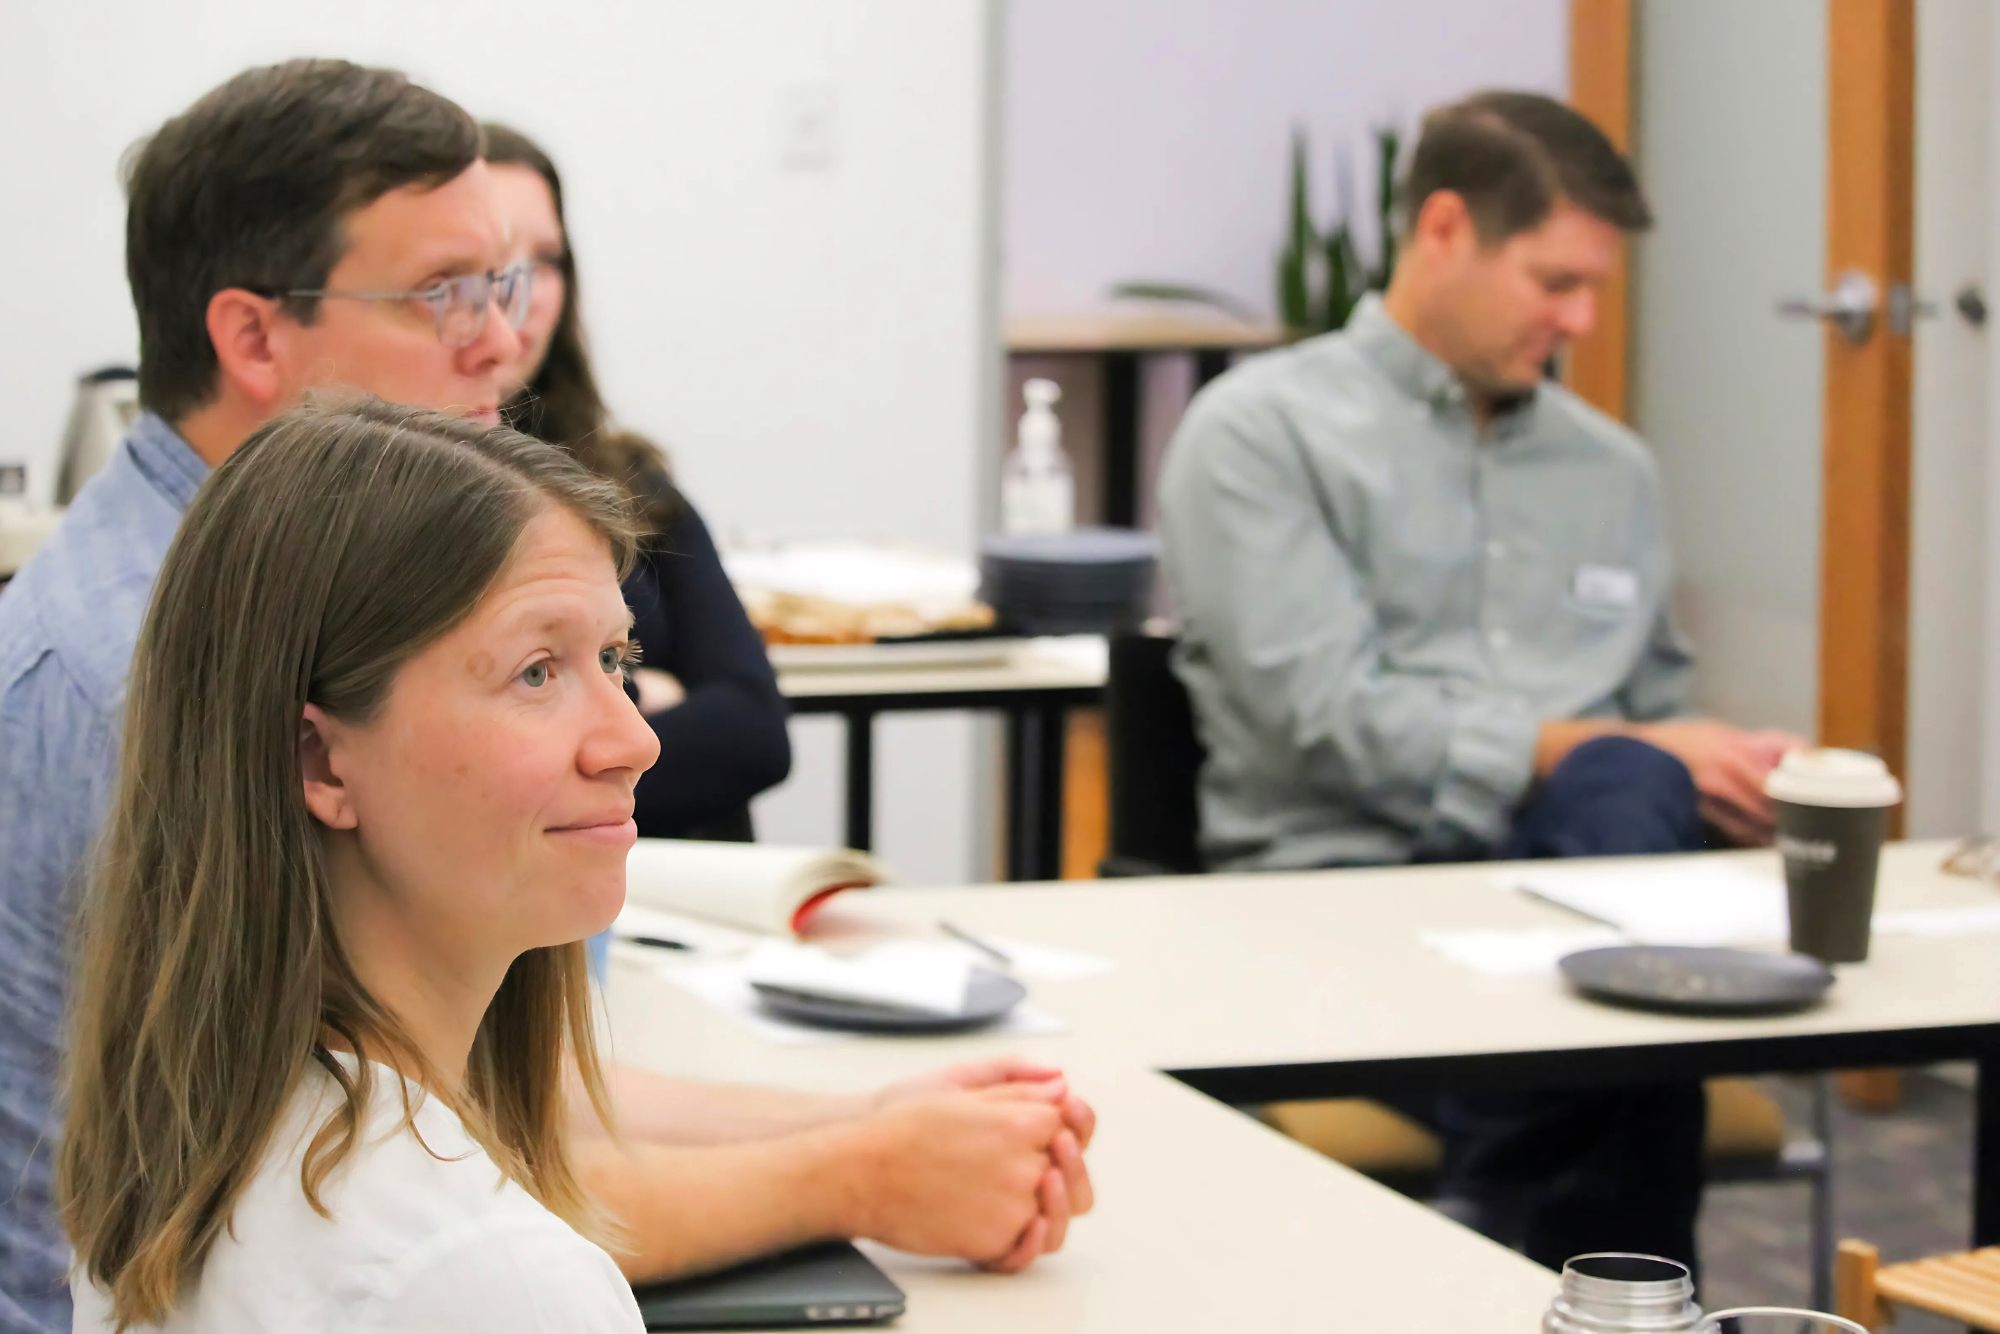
[0, 60, 1089, 1334]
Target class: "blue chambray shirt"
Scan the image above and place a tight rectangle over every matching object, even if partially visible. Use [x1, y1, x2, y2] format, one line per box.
[1158, 295, 1696, 872]
[0, 413, 206, 1333]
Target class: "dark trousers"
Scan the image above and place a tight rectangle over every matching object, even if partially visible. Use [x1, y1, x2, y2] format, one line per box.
[1419, 736, 1710, 1274]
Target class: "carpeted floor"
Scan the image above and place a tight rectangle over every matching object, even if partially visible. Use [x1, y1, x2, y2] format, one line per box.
[1699, 1070, 1973, 1329]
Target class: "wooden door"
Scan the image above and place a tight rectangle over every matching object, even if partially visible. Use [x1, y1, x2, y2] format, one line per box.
[1570, 0, 1915, 795]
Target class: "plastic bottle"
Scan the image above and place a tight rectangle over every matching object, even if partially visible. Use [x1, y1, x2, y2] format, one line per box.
[1000, 378, 1074, 536]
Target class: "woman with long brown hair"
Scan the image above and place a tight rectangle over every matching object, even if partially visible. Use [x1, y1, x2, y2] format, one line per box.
[60, 399, 654, 1332]
[484, 124, 789, 846]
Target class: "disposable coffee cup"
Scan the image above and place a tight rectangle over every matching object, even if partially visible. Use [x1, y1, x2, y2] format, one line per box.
[1764, 749, 1902, 964]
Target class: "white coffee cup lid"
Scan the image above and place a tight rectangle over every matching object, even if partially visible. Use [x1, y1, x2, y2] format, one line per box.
[1763, 747, 1903, 808]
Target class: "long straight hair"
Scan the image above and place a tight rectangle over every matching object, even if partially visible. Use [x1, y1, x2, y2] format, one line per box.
[482, 122, 680, 536]
[59, 398, 638, 1328]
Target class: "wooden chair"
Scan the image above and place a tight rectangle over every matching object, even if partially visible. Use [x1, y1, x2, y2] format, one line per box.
[1837, 1238, 2000, 1330]
[1101, 632, 1838, 1308]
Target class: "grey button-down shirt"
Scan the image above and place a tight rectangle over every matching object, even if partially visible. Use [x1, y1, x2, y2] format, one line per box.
[1157, 295, 1694, 872]
[0, 413, 206, 1334]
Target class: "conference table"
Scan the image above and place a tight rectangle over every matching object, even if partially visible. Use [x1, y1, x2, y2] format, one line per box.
[605, 841, 2000, 1331]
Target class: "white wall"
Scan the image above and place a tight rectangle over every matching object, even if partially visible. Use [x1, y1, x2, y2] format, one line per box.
[0, 0, 999, 886]
[1985, 8, 2000, 837]
[1630, 0, 1827, 740]
[1910, 0, 1990, 838]
[1003, 0, 1567, 320]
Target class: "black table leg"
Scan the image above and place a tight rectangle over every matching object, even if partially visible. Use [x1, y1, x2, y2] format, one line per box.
[1034, 704, 1068, 879]
[1102, 351, 1141, 528]
[1003, 704, 1069, 881]
[1978, 1050, 2000, 1245]
[1004, 709, 1032, 880]
[843, 708, 875, 852]
[1193, 348, 1233, 388]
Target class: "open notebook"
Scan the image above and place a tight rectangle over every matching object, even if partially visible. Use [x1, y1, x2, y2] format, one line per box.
[623, 839, 888, 936]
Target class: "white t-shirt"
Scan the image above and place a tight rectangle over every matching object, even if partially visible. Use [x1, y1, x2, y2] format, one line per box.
[72, 1056, 644, 1334]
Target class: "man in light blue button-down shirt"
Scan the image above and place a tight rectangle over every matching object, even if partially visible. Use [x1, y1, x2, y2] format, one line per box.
[0, 62, 523, 1333]
[1161, 92, 1802, 1277]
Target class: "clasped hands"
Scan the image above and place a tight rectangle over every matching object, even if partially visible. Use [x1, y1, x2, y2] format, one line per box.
[861, 1056, 1096, 1273]
[1631, 720, 1805, 846]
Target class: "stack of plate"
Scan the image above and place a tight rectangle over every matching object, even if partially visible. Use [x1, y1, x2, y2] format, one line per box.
[978, 528, 1159, 636]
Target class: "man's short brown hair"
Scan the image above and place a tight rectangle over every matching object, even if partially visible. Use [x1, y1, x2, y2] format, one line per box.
[1400, 90, 1651, 244]
[123, 60, 481, 423]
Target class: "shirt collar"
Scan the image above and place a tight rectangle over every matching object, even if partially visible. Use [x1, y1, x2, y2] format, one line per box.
[1344, 294, 1461, 406]
[1343, 293, 1540, 423]
[125, 411, 210, 512]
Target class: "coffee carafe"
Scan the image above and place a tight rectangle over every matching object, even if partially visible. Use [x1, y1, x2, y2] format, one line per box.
[56, 367, 140, 505]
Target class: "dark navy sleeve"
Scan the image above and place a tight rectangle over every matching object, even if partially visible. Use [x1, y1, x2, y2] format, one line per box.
[626, 496, 792, 837]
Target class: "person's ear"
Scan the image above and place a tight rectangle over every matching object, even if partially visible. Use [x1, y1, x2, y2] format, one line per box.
[1414, 189, 1476, 259]
[206, 288, 291, 410]
[299, 703, 360, 831]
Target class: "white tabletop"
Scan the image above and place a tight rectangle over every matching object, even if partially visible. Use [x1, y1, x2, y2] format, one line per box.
[1006, 312, 1287, 354]
[610, 842, 1999, 1092]
[773, 636, 1108, 702]
[605, 976, 1558, 1333]
[603, 842, 2000, 1329]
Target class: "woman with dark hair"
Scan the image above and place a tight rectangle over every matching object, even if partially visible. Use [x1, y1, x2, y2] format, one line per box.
[484, 124, 789, 841]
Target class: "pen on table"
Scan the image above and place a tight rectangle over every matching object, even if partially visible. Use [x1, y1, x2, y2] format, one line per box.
[1515, 885, 1623, 933]
[629, 934, 693, 952]
[938, 919, 1013, 967]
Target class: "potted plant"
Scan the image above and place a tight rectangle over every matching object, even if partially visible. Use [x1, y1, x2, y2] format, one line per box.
[1112, 122, 1402, 340]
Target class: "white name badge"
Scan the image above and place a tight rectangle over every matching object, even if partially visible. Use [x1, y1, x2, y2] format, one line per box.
[1572, 563, 1640, 611]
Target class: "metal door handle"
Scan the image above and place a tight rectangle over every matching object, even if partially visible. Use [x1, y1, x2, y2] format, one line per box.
[1957, 283, 1987, 328]
[1776, 270, 1877, 344]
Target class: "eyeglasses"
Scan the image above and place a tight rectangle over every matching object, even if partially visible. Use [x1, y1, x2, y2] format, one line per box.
[263, 259, 533, 349]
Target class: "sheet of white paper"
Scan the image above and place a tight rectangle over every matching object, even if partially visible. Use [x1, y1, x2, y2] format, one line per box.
[934, 934, 1117, 981]
[612, 904, 757, 956]
[657, 959, 1065, 1046]
[721, 543, 979, 607]
[1420, 926, 1626, 978]
[1874, 903, 2000, 937]
[1011, 635, 1111, 678]
[743, 940, 975, 1015]
[1499, 864, 1789, 945]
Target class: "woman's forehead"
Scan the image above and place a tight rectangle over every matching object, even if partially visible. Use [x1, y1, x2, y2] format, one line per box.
[482, 506, 622, 611]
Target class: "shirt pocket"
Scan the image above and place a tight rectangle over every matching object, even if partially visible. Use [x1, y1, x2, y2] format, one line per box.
[1505, 539, 1644, 643]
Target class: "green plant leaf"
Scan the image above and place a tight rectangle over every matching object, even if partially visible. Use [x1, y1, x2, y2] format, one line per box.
[1278, 251, 1311, 333]
[1289, 125, 1316, 254]
[1277, 125, 1317, 332]
[1321, 223, 1359, 331]
[1370, 123, 1401, 291]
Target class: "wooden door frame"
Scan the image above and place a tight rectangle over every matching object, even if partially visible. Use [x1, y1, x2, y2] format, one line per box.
[1569, 0, 1916, 790]
[1567, 0, 1635, 422]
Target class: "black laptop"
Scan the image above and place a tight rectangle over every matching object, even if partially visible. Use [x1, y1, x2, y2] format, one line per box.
[631, 1240, 906, 1330]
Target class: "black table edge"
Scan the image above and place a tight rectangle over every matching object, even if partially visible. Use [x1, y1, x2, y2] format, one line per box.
[1165, 1022, 2000, 1105]
[784, 685, 1102, 714]
[1168, 1020, 2000, 1245]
